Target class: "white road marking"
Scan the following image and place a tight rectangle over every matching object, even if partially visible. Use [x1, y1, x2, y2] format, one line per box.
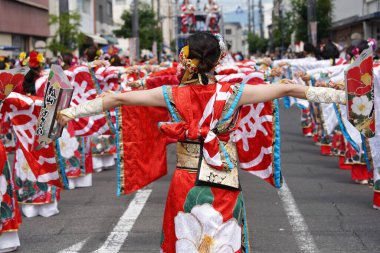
[278, 178, 319, 253]
[93, 189, 153, 253]
[57, 238, 89, 253]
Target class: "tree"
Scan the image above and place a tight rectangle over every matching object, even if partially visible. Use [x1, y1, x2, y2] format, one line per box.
[316, 0, 333, 41]
[247, 33, 269, 54]
[291, 0, 333, 43]
[114, 2, 162, 51]
[291, 0, 308, 43]
[48, 12, 85, 56]
[271, 11, 294, 49]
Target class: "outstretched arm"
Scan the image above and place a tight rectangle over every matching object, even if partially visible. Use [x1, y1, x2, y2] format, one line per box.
[238, 83, 346, 106]
[238, 83, 308, 106]
[102, 87, 166, 110]
[58, 87, 165, 125]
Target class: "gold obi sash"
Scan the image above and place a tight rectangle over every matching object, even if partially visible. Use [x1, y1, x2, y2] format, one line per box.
[176, 141, 241, 190]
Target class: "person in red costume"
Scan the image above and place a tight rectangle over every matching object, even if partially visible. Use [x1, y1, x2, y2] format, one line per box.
[58, 32, 346, 252]
[180, 0, 196, 33]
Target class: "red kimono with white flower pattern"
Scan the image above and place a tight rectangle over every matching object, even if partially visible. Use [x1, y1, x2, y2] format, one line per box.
[159, 81, 281, 253]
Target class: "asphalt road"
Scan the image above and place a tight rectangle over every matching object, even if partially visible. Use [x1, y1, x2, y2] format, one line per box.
[17, 105, 380, 253]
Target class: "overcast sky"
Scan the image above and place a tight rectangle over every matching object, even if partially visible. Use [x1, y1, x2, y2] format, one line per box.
[217, 0, 273, 13]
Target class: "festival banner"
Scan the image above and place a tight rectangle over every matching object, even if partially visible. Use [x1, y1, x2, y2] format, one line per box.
[35, 65, 74, 149]
[345, 47, 375, 138]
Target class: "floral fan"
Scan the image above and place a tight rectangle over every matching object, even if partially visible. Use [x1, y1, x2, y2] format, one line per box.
[0, 67, 29, 101]
[345, 47, 375, 138]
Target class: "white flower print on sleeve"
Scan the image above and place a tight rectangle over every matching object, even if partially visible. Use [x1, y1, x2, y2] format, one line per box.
[351, 95, 373, 116]
[15, 149, 37, 182]
[59, 128, 80, 159]
[175, 203, 241, 253]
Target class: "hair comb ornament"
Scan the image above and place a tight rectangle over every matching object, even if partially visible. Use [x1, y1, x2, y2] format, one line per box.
[214, 33, 227, 63]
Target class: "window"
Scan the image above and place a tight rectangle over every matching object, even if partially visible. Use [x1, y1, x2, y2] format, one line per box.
[82, 0, 91, 14]
[107, 1, 112, 16]
[225, 29, 232, 35]
[12, 35, 27, 53]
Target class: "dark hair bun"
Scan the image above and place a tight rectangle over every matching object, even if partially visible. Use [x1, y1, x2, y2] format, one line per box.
[187, 32, 220, 74]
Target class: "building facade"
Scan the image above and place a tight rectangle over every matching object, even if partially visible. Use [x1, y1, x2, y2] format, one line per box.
[68, 0, 114, 42]
[0, 0, 50, 56]
[224, 22, 247, 55]
[332, 0, 380, 46]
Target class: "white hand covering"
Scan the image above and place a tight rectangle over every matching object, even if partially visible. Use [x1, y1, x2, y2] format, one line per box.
[305, 87, 346, 105]
[59, 97, 104, 119]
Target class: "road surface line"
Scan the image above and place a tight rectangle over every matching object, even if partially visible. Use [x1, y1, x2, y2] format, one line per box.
[278, 178, 319, 253]
[57, 238, 89, 253]
[93, 188, 153, 253]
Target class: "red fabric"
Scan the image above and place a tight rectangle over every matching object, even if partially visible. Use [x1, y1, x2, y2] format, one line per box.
[118, 106, 169, 195]
[94, 67, 120, 91]
[146, 75, 179, 89]
[339, 156, 352, 170]
[159, 83, 247, 252]
[346, 54, 375, 136]
[313, 134, 319, 143]
[160, 83, 236, 171]
[66, 66, 112, 137]
[0, 142, 6, 175]
[0, 71, 25, 100]
[161, 167, 241, 253]
[320, 145, 332, 156]
[302, 126, 313, 136]
[0, 145, 22, 233]
[1, 93, 63, 187]
[351, 164, 369, 181]
[85, 142, 94, 174]
[166, 137, 177, 144]
[373, 191, 380, 207]
[149, 67, 177, 77]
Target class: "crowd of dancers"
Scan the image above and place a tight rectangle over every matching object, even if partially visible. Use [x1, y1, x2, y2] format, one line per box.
[0, 33, 379, 252]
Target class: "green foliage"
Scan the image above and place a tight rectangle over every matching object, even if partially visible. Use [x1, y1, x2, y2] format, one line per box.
[48, 11, 85, 56]
[291, 0, 333, 42]
[271, 0, 333, 50]
[113, 2, 162, 51]
[271, 12, 294, 49]
[316, 0, 333, 40]
[248, 32, 269, 54]
[291, 0, 308, 42]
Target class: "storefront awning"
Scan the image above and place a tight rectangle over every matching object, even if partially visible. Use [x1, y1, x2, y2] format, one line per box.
[85, 34, 108, 45]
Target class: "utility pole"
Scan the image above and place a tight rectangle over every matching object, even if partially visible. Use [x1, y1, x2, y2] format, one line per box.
[307, 0, 317, 46]
[279, 0, 284, 58]
[157, 0, 161, 61]
[252, 0, 255, 35]
[248, 0, 252, 33]
[259, 0, 264, 38]
[132, 0, 140, 60]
